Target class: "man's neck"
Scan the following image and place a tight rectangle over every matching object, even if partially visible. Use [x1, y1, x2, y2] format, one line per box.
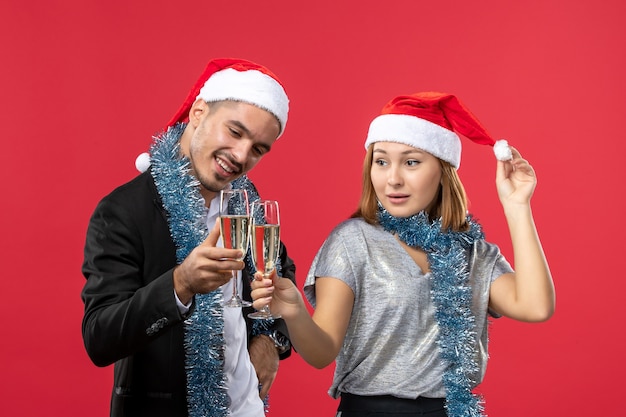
[200, 188, 218, 207]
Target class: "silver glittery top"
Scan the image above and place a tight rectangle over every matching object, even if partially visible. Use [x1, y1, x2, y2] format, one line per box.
[303, 218, 513, 399]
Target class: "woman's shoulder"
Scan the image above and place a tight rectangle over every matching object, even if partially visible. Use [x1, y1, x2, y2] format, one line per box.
[320, 218, 388, 250]
[473, 239, 501, 253]
[330, 217, 377, 235]
[471, 239, 505, 262]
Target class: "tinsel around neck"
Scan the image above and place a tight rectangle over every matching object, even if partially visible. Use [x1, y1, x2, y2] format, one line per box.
[150, 124, 228, 416]
[148, 124, 276, 416]
[377, 206, 486, 417]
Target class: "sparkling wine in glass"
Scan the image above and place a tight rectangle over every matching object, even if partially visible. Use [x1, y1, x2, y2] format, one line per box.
[248, 200, 282, 319]
[220, 189, 252, 308]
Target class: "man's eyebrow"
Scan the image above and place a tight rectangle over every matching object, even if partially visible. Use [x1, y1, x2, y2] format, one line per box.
[228, 120, 272, 153]
[228, 120, 252, 137]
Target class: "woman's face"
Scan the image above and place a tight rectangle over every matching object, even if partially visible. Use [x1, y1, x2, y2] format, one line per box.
[370, 141, 442, 218]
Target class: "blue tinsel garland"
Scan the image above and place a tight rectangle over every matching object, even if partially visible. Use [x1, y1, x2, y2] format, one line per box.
[149, 124, 278, 416]
[151, 124, 228, 417]
[377, 207, 486, 417]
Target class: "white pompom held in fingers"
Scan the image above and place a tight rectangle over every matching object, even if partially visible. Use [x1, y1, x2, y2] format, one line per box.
[493, 139, 513, 161]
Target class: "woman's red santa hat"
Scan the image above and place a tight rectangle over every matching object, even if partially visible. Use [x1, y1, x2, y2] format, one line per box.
[136, 58, 289, 172]
[364, 92, 512, 168]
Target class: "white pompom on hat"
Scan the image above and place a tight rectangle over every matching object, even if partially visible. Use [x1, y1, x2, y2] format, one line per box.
[364, 92, 511, 168]
[135, 152, 151, 173]
[135, 58, 290, 173]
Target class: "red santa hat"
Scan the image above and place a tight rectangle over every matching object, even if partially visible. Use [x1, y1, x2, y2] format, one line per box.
[364, 92, 511, 168]
[167, 57, 289, 134]
[135, 58, 290, 173]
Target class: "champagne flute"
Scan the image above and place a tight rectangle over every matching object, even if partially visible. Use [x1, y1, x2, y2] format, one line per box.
[248, 200, 282, 319]
[220, 189, 252, 308]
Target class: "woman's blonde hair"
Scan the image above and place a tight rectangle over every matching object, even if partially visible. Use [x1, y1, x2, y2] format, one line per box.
[351, 144, 470, 232]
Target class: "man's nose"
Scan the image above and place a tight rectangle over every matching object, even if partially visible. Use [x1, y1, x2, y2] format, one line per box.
[231, 140, 254, 164]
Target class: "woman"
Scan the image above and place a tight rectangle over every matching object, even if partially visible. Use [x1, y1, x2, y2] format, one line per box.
[251, 92, 555, 417]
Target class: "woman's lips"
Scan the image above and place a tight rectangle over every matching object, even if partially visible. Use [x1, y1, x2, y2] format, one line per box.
[387, 194, 409, 204]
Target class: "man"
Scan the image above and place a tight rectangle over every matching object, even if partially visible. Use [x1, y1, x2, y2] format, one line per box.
[81, 58, 295, 417]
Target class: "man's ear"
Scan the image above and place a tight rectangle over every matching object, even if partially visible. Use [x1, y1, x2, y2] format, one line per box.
[188, 98, 208, 127]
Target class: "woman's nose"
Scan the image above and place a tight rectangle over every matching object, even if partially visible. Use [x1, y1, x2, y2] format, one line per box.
[387, 167, 403, 186]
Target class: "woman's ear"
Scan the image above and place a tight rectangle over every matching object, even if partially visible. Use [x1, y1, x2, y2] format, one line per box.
[188, 98, 208, 128]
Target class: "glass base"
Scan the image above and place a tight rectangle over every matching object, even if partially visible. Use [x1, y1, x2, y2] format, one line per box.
[224, 296, 252, 308]
[248, 307, 281, 319]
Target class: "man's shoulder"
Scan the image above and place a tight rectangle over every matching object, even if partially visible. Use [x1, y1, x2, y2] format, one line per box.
[103, 171, 155, 201]
[93, 171, 159, 217]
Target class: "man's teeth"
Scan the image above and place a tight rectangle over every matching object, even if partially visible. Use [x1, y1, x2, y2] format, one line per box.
[217, 158, 233, 173]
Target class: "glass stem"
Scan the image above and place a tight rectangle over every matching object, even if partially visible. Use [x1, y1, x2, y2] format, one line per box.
[231, 270, 238, 299]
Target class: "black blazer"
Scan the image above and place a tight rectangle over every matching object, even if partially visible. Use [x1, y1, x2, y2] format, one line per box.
[81, 171, 296, 416]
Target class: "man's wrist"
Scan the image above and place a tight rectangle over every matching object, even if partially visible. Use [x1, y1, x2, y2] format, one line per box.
[173, 266, 194, 305]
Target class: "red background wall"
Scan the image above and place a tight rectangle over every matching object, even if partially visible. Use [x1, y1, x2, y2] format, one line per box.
[1, 1, 625, 415]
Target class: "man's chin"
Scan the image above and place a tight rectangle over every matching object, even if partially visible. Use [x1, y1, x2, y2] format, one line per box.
[199, 175, 241, 193]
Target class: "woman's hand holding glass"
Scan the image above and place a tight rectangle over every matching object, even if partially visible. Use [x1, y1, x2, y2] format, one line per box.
[248, 200, 282, 319]
[250, 265, 304, 321]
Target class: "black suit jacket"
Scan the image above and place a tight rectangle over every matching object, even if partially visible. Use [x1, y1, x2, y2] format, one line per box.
[81, 171, 296, 416]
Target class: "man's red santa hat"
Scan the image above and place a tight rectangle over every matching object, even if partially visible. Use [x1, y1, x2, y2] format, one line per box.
[364, 92, 512, 168]
[136, 58, 289, 172]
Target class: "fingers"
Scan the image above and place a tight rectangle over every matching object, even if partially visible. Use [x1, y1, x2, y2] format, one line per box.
[175, 218, 253, 297]
[252, 296, 274, 311]
[495, 158, 507, 183]
[494, 145, 538, 205]
[248, 335, 278, 399]
[206, 218, 221, 247]
[176, 260, 233, 295]
[176, 246, 246, 295]
[507, 147, 533, 170]
[251, 276, 275, 311]
[259, 382, 272, 400]
[251, 275, 274, 291]
[509, 146, 522, 160]
[496, 146, 532, 180]
[193, 243, 245, 271]
[507, 147, 536, 178]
